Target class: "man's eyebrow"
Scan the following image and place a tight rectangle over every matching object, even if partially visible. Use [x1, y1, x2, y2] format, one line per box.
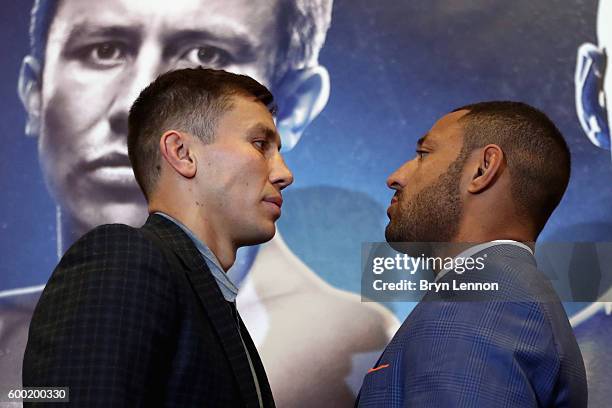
[417, 132, 437, 148]
[164, 28, 259, 60]
[417, 134, 428, 147]
[64, 23, 142, 45]
[246, 123, 282, 151]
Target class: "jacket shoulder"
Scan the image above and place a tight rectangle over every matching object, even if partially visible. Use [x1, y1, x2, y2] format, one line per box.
[23, 223, 182, 401]
[45, 223, 174, 301]
[61, 223, 163, 267]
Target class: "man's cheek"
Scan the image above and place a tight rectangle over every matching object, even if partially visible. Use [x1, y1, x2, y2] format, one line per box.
[72, 73, 120, 104]
[42, 89, 91, 143]
[46, 80, 114, 134]
[56, 63, 124, 107]
[41, 90, 77, 144]
[61, 57, 124, 82]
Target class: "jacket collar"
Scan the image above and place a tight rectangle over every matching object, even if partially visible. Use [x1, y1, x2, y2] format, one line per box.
[141, 213, 273, 407]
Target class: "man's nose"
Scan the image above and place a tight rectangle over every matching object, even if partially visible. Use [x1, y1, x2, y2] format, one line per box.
[108, 45, 165, 137]
[387, 161, 410, 190]
[270, 153, 294, 191]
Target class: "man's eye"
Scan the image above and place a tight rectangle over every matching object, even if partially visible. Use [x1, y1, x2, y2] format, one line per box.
[82, 42, 126, 66]
[253, 140, 268, 150]
[416, 150, 429, 159]
[181, 46, 231, 67]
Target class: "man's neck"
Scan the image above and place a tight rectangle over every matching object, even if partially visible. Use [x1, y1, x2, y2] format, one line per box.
[151, 207, 237, 271]
[187, 223, 237, 272]
[58, 209, 87, 256]
[58, 206, 239, 271]
[454, 212, 536, 249]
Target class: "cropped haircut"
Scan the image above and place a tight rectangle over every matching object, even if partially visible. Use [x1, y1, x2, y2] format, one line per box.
[27, 0, 332, 90]
[453, 101, 571, 234]
[127, 67, 275, 200]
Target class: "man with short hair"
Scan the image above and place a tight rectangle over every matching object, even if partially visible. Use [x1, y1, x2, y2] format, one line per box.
[24, 67, 284, 407]
[357, 102, 587, 407]
[1, 0, 398, 405]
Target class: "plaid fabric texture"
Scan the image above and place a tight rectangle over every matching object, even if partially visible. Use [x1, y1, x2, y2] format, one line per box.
[23, 214, 274, 407]
[357, 244, 587, 408]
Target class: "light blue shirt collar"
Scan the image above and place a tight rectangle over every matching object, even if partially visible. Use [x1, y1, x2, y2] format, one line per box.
[154, 212, 239, 302]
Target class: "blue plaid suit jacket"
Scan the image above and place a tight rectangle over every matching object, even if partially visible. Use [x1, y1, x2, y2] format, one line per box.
[357, 244, 587, 407]
[23, 214, 274, 407]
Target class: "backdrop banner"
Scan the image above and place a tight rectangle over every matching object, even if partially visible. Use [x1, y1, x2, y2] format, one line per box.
[1, 0, 610, 406]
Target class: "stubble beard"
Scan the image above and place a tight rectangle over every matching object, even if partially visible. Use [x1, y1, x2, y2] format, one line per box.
[385, 155, 465, 246]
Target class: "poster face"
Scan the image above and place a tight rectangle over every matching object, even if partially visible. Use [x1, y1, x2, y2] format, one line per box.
[1, 0, 611, 406]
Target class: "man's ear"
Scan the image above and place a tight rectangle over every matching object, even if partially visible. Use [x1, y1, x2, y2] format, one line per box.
[275, 65, 330, 151]
[159, 131, 197, 179]
[575, 42, 610, 149]
[467, 145, 504, 194]
[18, 55, 42, 137]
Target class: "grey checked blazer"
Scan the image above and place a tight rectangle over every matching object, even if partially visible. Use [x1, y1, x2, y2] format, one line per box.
[23, 214, 275, 407]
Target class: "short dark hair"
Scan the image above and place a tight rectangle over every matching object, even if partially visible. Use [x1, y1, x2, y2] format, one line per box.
[453, 101, 571, 234]
[127, 67, 275, 200]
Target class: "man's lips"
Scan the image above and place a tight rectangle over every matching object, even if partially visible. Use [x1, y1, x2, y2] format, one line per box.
[83, 152, 132, 171]
[387, 195, 399, 218]
[263, 196, 283, 208]
[79, 152, 138, 188]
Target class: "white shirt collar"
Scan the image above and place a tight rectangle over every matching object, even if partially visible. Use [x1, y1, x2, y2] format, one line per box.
[434, 240, 533, 282]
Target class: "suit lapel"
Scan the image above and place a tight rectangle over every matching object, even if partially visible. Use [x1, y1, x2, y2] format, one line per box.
[238, 317, 275, 406]
[143, 214, 263, 408]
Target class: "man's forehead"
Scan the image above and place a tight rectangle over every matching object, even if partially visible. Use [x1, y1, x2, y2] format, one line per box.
[50, 0, 282, 47]
[224, 96, 276, 126]
[219, 97, 281, 146]
[422, 110, 468, 145]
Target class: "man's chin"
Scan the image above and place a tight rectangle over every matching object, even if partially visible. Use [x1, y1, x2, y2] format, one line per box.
[388, 241, 435, 258]
[384, 223, 402, 244]
[385, 224, 434, 256]
[254, 227, 277, 245]
[63, 199, 149, 235]
[385, 225, 406, 252]
[238, 224, 277, 248]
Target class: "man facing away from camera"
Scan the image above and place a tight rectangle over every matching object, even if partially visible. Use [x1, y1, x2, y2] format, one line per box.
[22, 68, 288, 407]
[357, 101, 588, 407]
